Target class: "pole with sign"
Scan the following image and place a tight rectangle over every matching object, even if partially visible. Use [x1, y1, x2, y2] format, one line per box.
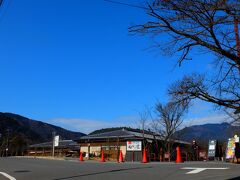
[52, 132, 55, 157]
[54, 135, 59, 147]
[52, 132, 59, 157]
[208, 140, 217, 160]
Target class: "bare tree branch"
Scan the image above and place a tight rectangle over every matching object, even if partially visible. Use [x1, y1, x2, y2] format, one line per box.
[129, 0, 240, 117]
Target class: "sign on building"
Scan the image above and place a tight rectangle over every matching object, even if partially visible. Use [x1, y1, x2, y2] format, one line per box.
[54, 135, 59, 147]
[226, 138, 236, 159]
[234, 135, 239, 143]
[208, 140, 217, 158]
[126, 141, 142, 151]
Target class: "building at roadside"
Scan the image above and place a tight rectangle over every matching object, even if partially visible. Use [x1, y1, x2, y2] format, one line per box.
[76, 128, 191, 162]
[27, 140, 79, 157]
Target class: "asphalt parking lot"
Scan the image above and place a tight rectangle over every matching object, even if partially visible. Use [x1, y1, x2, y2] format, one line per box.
[0, 157, 239, 180]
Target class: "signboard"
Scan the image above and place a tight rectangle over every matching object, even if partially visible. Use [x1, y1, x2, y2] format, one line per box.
[235, 137, 239, 143]
[199, 151, 207, 159]
[208, 140, 216, 157]
[226, 138, 236, 159]
[164, 153, 170, 159]
[234, 135, 239, 143]
[126, 141, 142, 151]
[54, 135, 59, 147]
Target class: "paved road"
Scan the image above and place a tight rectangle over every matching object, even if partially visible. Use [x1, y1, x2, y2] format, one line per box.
[0, 157, 239, 180]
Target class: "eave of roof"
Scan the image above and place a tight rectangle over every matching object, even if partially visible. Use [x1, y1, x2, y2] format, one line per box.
[29, 140, 79, 148]
[77, 129, 164, 141]
[75, 129, 191, 145]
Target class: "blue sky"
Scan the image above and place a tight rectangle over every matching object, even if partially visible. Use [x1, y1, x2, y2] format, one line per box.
[0, 0, 227, 133]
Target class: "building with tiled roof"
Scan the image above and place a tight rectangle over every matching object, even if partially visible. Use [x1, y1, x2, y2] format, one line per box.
[76, 128, 190, 162]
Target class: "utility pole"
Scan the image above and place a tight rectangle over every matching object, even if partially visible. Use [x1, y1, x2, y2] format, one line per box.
[52, 131, 56, 157]
[234, 17, 240, 58]
[6, 129, 9, 157]
[221, 0, 240, 68]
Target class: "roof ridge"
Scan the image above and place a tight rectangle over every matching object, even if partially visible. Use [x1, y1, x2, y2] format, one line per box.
[86, 128, 132, 137]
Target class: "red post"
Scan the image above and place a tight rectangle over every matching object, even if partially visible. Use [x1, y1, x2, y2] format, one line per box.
[234, 18, 240, 58]
[159, 148, 163, 162]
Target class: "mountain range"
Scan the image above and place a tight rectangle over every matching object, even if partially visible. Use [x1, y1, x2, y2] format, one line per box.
[0, 112, 85, 145]
[1, 112, 239, 146]
[90, 123, 240, 145]
[177, 122, 240, 143]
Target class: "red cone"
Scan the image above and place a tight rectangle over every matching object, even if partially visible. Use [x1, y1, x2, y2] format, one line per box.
[176, 146, 183, 163]
[79, 151, 84, 161]
[142, 148, 148, 163]
[100, 150, 105, 162]
[118, 150, 124, 163]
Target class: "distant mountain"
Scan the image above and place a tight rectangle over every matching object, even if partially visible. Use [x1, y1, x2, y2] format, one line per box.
[89, 123, 240, 144]
[177, 122, 240, 142]
[0, 112, 86, 145]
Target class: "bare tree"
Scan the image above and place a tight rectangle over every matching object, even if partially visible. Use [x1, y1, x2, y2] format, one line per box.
[168, 73, 239, 114]
[138, 108, 150, 148]
[129, 0, 240, 117]
[152, 102, 186, 154]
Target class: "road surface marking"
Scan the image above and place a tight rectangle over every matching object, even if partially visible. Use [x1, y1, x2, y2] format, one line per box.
[0, 172, 16, 180]
[181, 167, 229, 174]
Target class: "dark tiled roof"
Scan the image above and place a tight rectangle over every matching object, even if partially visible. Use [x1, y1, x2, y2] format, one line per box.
[79, 128, 162, 140]
[80, 129, 134, 139]
[78, 129, 191, 145]
[29, 140, 79, 148]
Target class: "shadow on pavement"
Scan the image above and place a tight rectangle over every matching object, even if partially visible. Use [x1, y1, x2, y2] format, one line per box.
[14, 170, 31, 173]
[53, 166, 153, 180]
[228, 177, 240, 180]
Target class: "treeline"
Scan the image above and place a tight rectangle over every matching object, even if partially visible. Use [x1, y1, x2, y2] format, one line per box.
[0, 131, 27, 156]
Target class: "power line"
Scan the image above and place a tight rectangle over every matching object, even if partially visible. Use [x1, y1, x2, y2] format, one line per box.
[103, 0, 147, 10]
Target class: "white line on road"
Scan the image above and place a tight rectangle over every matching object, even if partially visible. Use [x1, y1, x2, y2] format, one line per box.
[181, 167, 229, 174]
[0, 172, 16, 180]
